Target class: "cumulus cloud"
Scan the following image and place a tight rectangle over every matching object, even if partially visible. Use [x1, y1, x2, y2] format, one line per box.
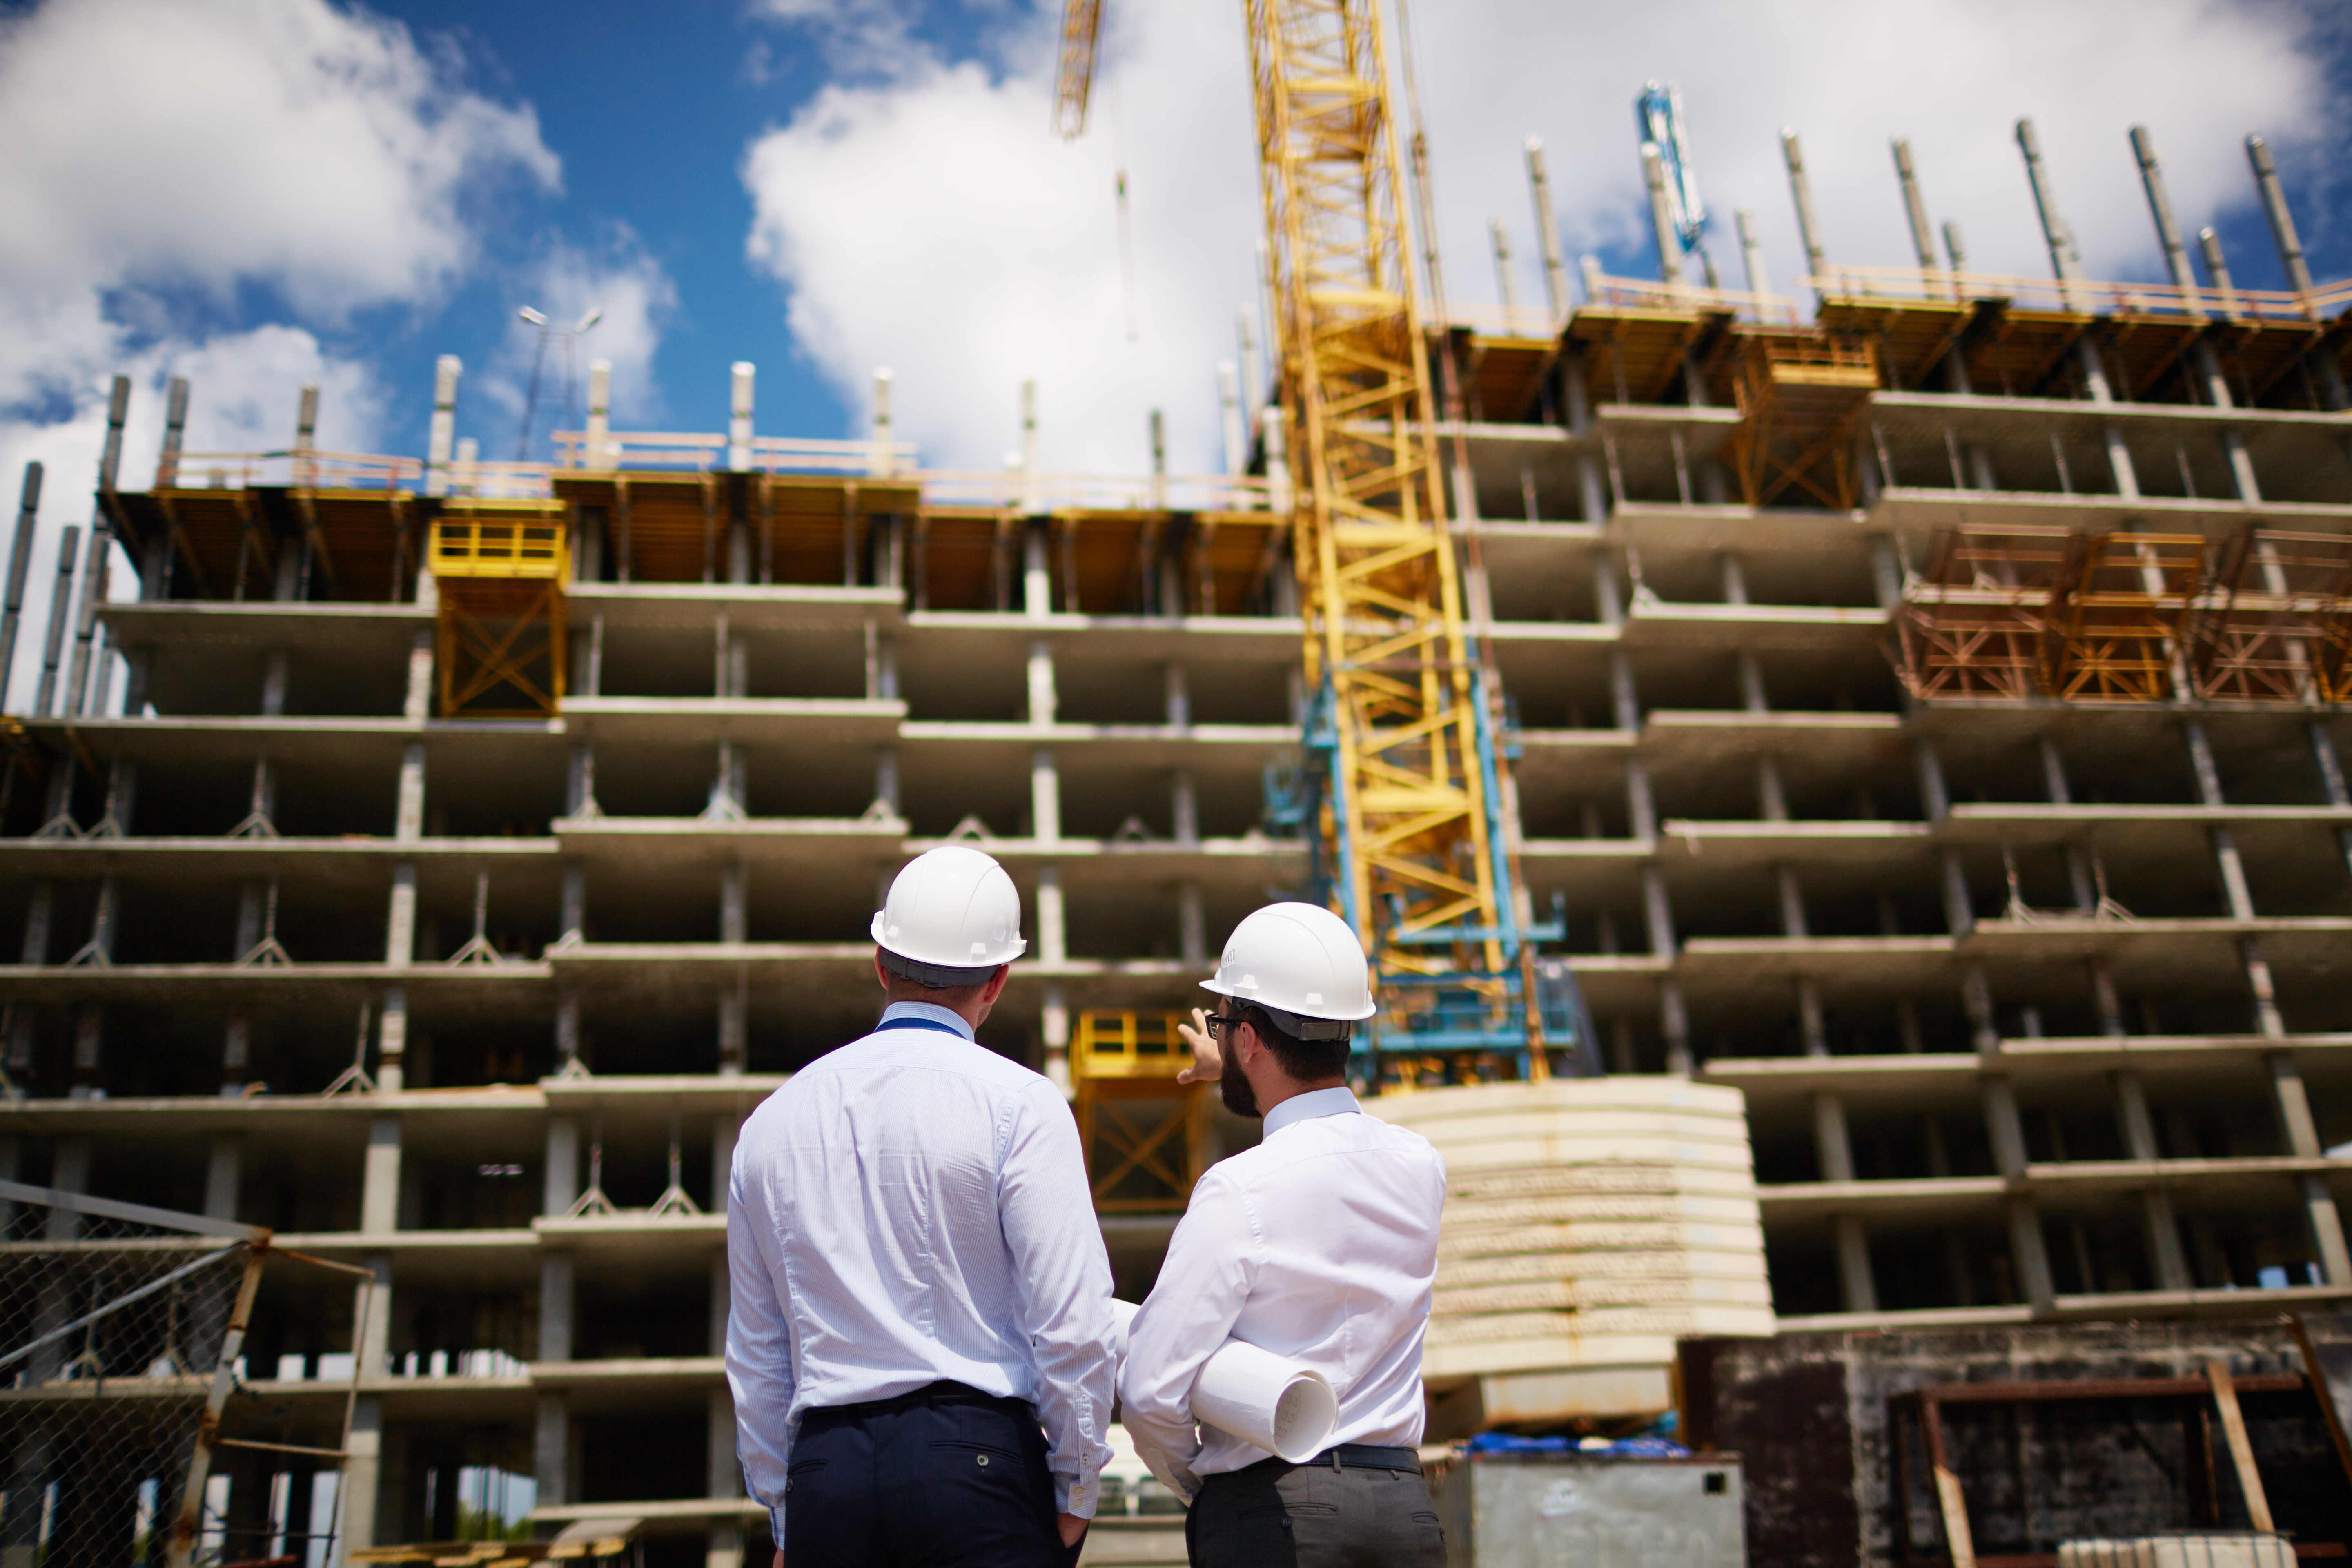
[740, 0, 2338, 477]
[742, 1, 1260, 475]
[0, 0, 562, 710]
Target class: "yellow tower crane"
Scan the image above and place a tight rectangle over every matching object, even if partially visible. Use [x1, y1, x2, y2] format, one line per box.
[1056, 0, 1585, 1083]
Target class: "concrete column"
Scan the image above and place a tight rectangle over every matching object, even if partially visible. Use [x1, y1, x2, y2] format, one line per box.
[336, 1397, 384, 1563]
[1781, 131, 1829, 297]
[708, 1525, 744, 1568]
[544, 1118, 579, 1216]
[555, 989, 581, 1069]
[1641, 866, 1677, 960]
[361, 1117, 401, 1234]
[1797, 976, 1827, 1054]
[1042, 984, 1070, 1094]
[203, 1136, 242, 1222]
[377, 987, 407, 1092]
[1178, 881, 1206, 967]
[69, 1002, 103, 1096]
[424, 356, 461, 498]
[385, 863, 416, 967]
[537, 1247, 575, 1366]
[1037, 866, 1066, 964]
[1608, 650, 1639, 731]
[720, 860, 747, 945]
[1526, 137, 1570, 320]
[2242, 938, 2285, 1038]
[33, 522, 77, 719]
[1757, 754, 1788, 822]
[1640, 141, 1682, 285]
[713, 1112, 739, 1212]
[221, 1020, 250, 1090]
[1915, 740, 1951, 822]
[1026, 637, 1056, 723]
[403, 631, 432, 722]
[2115, 1070, 2194, 1291]
[532, 1394, 570, 1510]
[1940, 851, 1975, 938]
[1833, 1216, 1878, 1315]
[559, 862, 586, 944]
[1659, 979, 1691, 1077]
[1982, 1076, 2055, 1309]
[1030, 749, 1061, 843]
[2307, 723, 2352, 886]
[394, 743, 425, 842]
[874, 747, 901, 818]
[1962, 963, 1998, 1054]
[727, 361, 755, 472]
[708, 1385, 742, 1500]
[262, 650, 290, 716]
[719, 971, 748, 1075]
[1171, 770, 1198, 845]
[1776, 866, 1809, 939]
[1813, 1091, 1854, 1181]
[1164, 662, 1190, 728]
[0, 461, 42, 695]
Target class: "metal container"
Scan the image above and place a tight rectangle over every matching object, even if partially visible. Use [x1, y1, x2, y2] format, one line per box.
[1427, 1452, 1745, 1568]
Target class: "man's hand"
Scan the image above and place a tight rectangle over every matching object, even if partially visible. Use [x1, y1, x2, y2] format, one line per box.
[1058, 1513, 1088, 1549]
[1175, 1007, 1222, 1084]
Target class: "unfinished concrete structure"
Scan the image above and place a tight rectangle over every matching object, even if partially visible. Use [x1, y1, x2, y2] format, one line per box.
[2, 114, 2352, 1566]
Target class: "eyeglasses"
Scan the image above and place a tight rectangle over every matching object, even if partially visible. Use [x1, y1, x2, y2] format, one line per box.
[1203, 1013, 1248, 1038]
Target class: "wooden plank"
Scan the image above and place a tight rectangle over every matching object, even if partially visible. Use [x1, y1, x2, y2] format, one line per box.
[2207, 1356, 2276, 1533]
[2290, 1313, 2352, 1494]
[1920, 1395, 1977, 1568]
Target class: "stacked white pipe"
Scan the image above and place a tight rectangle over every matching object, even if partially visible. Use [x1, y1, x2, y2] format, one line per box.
[1365, 1078, 1774, 1426]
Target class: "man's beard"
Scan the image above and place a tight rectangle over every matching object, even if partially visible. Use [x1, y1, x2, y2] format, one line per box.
[1219, 1067, 1261, 1119]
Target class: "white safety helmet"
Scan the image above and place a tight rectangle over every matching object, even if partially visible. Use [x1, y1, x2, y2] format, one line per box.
[1202, 902, 1376, 1041]
[871, 846, 1027, 986]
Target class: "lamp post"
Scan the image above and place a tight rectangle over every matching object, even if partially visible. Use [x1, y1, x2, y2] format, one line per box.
[514, 306, 603, 461]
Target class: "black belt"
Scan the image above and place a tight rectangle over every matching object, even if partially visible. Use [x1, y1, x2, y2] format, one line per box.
[804, 1379, 1032, 1423]
[1239, 1443, 1420, 1477]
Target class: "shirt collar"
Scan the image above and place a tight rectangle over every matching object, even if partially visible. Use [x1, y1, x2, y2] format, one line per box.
[879, 1000, 976, 1040]
[1262, 1085, 1360, 1138]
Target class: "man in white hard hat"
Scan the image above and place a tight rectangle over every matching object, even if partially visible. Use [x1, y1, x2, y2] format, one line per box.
[1119, 902, 1447, 1567]
[727, 846, 1117, 1568]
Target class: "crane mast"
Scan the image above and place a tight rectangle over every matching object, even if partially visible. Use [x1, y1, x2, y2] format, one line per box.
[1060, 0, 1574, 1078]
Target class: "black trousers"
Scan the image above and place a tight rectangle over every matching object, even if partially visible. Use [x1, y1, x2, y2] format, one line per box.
[784, 1381, 1078, 1568]
[1185, 1447, 1446, 1568]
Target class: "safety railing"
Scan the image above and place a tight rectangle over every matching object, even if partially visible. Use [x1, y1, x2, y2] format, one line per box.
[1072, 1011, 1194, 1081]
[550, 429, 920, 477]
[429, 514, 569, 580]
[1569, 272, 1809, 325]
[1803, 264, 2352, 323]
[159, 448, 426, 492]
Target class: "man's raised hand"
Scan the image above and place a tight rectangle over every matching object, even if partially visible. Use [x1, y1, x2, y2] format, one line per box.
[1174, 1006, 1223, 1084]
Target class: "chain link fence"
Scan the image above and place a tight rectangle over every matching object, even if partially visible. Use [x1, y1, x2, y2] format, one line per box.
[0, 1178, 296, 1568]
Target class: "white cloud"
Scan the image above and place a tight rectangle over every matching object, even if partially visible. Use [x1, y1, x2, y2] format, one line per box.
[740, 0, 2336, 477]
[742, 2, 1261, 475]
[0, 0, 561, 713]
[477, 231, 679, 458]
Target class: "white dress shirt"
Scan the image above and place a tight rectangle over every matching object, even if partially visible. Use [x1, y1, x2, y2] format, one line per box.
[726, 1000, 1118, 1541]
[1118, 1085, 1446, 1499]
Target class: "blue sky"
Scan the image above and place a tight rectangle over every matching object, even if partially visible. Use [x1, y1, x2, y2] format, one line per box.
[0, 0, 2348, 577]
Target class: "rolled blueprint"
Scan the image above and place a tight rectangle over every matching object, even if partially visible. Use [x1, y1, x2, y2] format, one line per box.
[1111, 1299, 1338, 1464]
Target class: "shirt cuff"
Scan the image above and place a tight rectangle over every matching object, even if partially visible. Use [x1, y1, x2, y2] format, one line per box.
[1058, 1472, 1098, 1520]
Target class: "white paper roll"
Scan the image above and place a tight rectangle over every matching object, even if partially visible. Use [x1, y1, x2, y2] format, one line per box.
[1109, 1298, 1337, 1464]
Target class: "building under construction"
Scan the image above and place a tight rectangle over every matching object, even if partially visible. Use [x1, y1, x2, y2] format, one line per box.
[3, 96, 2352, 1564]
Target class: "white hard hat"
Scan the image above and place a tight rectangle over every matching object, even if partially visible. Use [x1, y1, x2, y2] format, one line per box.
[1202, 902, 1375, 1039]
[871, 846, 1027, 984]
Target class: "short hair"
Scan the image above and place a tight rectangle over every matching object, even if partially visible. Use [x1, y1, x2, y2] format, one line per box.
[1239, 1004, 1351, 1083]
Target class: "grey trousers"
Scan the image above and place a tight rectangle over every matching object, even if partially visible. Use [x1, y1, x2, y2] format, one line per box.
[1186, 1455, 1446, 1568]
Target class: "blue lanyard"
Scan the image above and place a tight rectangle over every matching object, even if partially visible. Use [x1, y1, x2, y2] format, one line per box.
[875, 1014, 968, 1039]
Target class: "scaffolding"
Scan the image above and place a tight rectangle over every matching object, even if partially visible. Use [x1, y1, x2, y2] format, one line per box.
[1895, 525, 2075, 701]
[2185, 527, 2352, 703]
[1070, 1012, 1211, 1214]
[430, 504, 568, 719]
